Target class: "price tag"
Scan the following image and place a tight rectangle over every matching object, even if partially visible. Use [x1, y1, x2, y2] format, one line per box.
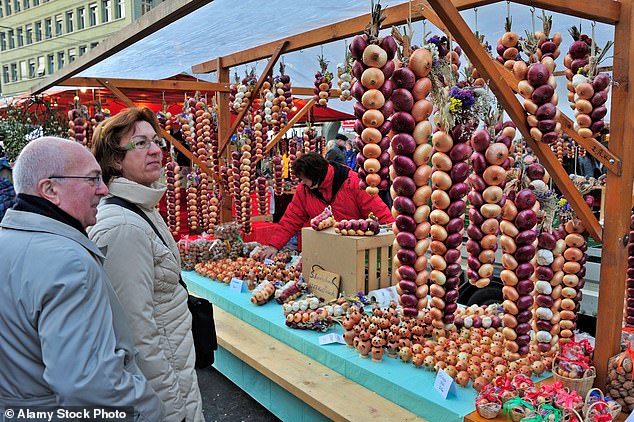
[318, 333, 345, 345]
[263, 258, 275, 266]
[434, 368, 456, 399]
[229, 277, 246, 293]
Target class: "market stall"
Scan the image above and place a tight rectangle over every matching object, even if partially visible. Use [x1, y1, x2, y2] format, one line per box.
[12, 0, 634, 420]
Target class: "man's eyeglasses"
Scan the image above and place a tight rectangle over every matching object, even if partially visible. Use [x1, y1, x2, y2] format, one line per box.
[123, 136, 166, 151]
[49, 174, 103, 189]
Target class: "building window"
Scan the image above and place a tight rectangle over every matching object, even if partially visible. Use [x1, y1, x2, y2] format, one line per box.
[25, 24, 32, 44]
[8, 29, 14, 48]
[19, 60, 26, 80]
[0, 32, 5, 51]
[16, 27, 23, 47]
[79, 45, 87, 56]
[34, 21, 41, 41]
[22, 0, 29, 8]
[2, 65, 8, 84]
[13, 0, 19, 13]
[37, 56, 44, 76]
[55, 15, 62, 36]
[47, 54, 54, 74]
[90, 41, 99, 49]
[0, 1, 3, 18]
[5, 0, 11, 15]
[101, 0, 111, 23]
[44, 18, 51, 39]
[68, 48, 76, 63]
[57, 51, 64, 69]
[10, 63, 17, 81]
[77, 7, 85, 30]
[28, 59, 35, 78]
[33, 0, 38, 5]
[114, 0, 124, 18]
[141, 0, 152, 15]
[66, 11, 73, 33]
[89, 3, 97, 26]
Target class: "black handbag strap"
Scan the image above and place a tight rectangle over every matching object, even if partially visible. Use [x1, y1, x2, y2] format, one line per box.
[102, 196, 188, 291]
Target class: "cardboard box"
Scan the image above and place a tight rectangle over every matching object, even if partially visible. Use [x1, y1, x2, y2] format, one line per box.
[301, 227, 395, 296]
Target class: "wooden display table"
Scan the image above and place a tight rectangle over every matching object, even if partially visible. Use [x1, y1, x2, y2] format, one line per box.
[183, 271, 484, 422]
[213, 306, 422, 421]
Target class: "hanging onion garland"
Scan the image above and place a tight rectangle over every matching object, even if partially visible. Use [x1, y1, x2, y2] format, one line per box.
[272, 155, 284, 196]
[67, 99, 88, 145]
[466, 122, 514, 288]
[532, 184, 565, 355]
[313, 53, 333, 108]
[496, 16, 521, 70]
[388, 28, 434, 319]
[350, 2, 396, 196]
[337, 46, 355, 102]
[565, 25, 612, 139]
[499, 165, 545, 359]
[288, 138, 298, 181]
[256, 176, 269, 216]
[303, 125, 317, 154]
[517, 33, 560, 145]
[557, 213, 588, 344]
[165, 161, 179, 236]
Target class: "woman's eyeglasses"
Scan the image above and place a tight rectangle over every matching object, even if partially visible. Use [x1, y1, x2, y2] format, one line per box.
[49, 174, 103, 189]
[123, 136, 166, 151]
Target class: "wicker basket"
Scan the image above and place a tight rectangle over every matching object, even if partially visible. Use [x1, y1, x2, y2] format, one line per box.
[477, 402, 502, 419]
[563, 407, 584, 422]
[504, 399, 535, 422]
[583, 388, 622, 419]
[552, 355, 596, 398]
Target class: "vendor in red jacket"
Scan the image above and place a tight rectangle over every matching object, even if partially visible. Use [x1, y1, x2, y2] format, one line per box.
[261, 153, 394, 259]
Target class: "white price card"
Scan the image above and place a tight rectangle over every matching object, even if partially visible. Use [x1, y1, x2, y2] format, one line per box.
[318, 333, 346, 345]
[229, 277, 246, 293]
[434, 368, 456, 399]
[263, 258, 275, 266]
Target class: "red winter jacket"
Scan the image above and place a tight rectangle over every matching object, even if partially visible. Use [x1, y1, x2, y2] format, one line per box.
[268, 164, 394, 250]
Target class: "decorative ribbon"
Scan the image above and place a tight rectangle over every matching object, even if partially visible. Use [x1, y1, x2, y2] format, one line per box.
[554, 389, 582, 410]
[616, 342, 634, 380]
[503, 397, 535, 418]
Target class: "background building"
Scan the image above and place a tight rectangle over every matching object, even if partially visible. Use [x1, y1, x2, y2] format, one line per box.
[0, 0, 165, 97]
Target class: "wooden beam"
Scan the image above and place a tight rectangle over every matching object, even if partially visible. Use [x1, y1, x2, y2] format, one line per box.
[261, 98, 316, 158]
[96, 78, 213, 177]
[30, 0, 212, 95]
[191, 0, 485, 74]
[215, 58, 233, 224]
[61, 77, 230, 92]
[492, 61, 622, 176]
[218, 41, 288, 155]
[292, 87, 342, 97]
[594, 0, 634, 389]
[508, 0, 621, 24]
[426, 0, 603, 243]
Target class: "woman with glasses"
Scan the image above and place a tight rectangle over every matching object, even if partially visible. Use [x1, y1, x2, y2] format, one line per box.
[89, 107, 204, 422]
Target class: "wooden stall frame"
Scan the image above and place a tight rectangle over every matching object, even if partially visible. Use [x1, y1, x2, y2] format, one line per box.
[35, 0, 633, 393]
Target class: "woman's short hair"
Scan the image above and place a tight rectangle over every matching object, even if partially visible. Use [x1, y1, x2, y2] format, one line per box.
[292, 152, 329, 184]
[91, 107, 161, 185]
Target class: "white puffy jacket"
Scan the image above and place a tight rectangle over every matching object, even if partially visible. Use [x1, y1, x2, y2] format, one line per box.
[89, 177, 204, 422]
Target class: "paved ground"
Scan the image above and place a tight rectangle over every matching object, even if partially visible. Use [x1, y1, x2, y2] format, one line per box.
[196, 366, 281, 422]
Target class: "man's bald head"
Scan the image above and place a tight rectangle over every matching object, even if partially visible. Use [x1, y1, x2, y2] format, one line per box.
[13, 137, 87, 195]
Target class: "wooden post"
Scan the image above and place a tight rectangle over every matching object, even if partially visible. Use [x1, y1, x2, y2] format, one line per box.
[425, 0, 602, 243]
[96, 78, 213, 176]
[215, 59, 233, 224]
[217, 41, 289, 155]
[594, 0, 634, 388]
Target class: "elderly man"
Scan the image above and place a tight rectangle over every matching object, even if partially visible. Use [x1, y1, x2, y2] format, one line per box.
[0, 137, 163, 420]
